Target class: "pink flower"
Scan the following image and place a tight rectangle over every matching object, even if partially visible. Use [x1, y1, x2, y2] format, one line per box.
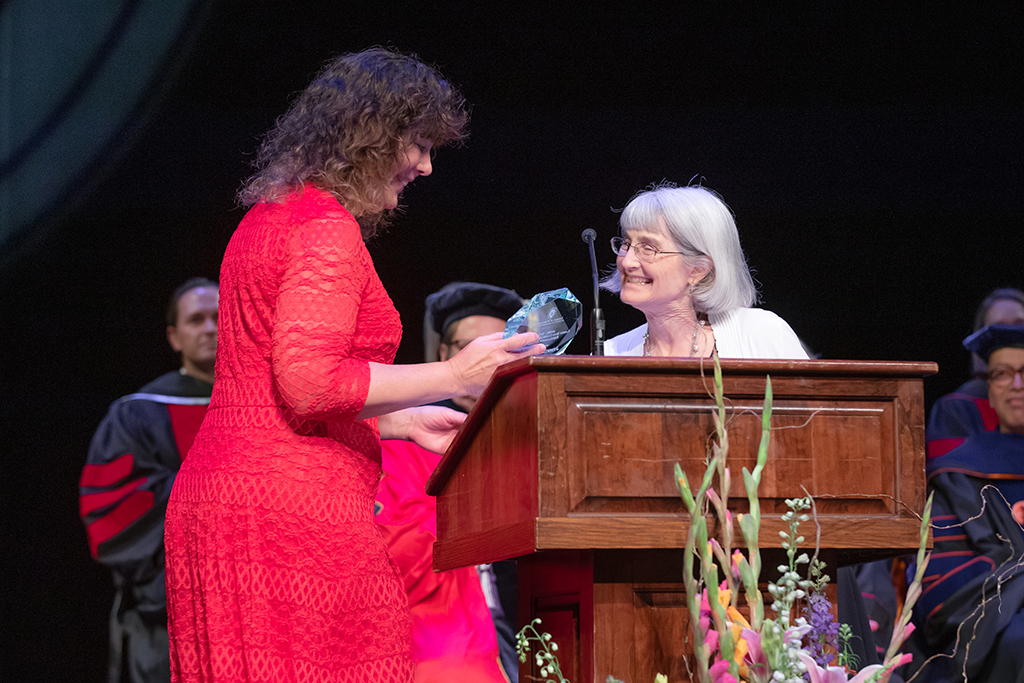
[700, 589, 711, 614]
[796, 652, 851, 683]
[847, 666, 886, 683]
[797, 652, 889, 683]
[699, 583, 755, 679]
[740, 628, 770, 682]
[705, 627, 719, 652]
[709, 659, 738, 683]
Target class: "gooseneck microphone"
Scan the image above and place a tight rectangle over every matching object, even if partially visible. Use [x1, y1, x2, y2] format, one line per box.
[581, 229, 605, 356]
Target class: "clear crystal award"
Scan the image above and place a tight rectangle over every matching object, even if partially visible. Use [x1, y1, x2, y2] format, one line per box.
[503, 288, 583, 355]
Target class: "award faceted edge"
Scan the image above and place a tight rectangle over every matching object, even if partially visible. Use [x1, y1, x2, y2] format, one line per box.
[503, 288, 583, 355]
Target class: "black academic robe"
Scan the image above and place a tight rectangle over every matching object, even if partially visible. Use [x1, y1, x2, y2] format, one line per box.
[914, 431, 1024, 682]
[80, 371, 212, 683]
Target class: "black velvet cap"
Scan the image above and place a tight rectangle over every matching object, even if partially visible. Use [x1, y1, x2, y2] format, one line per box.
[425, 282, 524, 337]
[963, 324, 1024, 362]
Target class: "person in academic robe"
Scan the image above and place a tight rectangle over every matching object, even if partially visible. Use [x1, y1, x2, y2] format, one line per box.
[926, 288, 1024, 459]
[914, 324, 1024, 682]
[376, 282, 525, 682]
[80, 278, 218, 683]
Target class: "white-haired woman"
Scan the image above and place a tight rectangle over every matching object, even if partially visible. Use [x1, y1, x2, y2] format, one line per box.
[603, 183, 807, 360]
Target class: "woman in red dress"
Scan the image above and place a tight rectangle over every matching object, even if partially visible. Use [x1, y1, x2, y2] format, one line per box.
[164, 49, 542, 683]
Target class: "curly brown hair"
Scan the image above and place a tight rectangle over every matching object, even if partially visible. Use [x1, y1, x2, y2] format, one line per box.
[238, 48, 469, 238]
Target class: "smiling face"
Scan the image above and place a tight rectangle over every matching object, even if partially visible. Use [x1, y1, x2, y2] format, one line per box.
[617, 219, 708, 317]
[382, 135, 433, 210]
[989, 347, 1024, 436]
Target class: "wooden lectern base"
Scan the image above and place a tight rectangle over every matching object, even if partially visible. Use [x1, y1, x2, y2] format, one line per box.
[518, 549, 843, 683]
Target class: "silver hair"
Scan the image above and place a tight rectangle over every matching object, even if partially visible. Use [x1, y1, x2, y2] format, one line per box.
[600, 182, 758, 314]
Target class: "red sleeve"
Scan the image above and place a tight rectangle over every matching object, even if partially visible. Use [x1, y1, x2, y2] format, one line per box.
[376, 440, 443, 602]
[271, 208, 373, 421]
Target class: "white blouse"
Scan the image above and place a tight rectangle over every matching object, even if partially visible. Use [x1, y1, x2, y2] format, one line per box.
[604, 307, 809, 360]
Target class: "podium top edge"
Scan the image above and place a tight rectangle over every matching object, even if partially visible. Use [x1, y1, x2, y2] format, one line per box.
[503, 355, 939, 378]
[425, 356, 937, 495]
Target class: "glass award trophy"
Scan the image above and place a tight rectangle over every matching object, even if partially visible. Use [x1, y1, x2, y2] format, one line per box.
[503, 288, 583, 355]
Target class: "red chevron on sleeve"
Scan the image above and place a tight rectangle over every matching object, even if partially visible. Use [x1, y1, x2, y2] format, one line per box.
[86, 490, 155, 558]
[928, 438, 965, 459]
[80, 453, 135, 487]
[79, 476, 146, 516]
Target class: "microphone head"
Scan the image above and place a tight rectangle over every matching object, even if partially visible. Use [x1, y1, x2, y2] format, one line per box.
[581, 228, 597, 243]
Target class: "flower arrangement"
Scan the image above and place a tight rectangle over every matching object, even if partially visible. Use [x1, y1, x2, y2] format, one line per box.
[517, 353, 933, 683]
[672, 355, 932, 682]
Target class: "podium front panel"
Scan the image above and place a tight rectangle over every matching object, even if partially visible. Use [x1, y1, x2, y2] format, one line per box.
[429, 357, 933, 571]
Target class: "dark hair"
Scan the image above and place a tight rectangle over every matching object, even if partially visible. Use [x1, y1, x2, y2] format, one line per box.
[972, 288, 1024, 332]
[167, 278, 219, 326]
[238, 48, 469, 238]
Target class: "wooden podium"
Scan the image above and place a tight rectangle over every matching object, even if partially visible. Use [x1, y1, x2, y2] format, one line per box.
[425, 356, 936, 683]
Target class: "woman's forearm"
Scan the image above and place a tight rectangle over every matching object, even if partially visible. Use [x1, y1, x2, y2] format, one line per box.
[358, 361, 461, 420]
[358, 331, 543, 420]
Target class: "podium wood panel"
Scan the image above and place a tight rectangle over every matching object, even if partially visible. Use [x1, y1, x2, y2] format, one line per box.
[428, 356, 934, 567]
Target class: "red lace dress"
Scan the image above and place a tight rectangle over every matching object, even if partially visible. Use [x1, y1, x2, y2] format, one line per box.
[165, 186, 413, 682]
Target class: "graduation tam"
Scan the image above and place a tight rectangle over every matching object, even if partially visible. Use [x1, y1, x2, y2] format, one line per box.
[425, 282, 525, 337]
[963, 324, 1024, 362]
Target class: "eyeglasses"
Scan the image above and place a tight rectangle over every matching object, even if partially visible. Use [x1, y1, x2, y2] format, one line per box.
[988, 365, 1024, 387]
[610, 237, 685, 262]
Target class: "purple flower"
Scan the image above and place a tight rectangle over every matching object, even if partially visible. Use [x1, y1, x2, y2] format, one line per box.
[804, 592, 839, 668]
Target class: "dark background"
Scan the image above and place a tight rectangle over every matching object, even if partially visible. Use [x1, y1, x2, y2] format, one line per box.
[1, 2, 1021, 680]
